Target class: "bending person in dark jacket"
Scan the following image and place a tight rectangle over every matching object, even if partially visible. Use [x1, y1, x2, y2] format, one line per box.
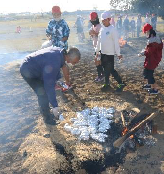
[20, 47, 81, 125]
[138, 23, 163, 94]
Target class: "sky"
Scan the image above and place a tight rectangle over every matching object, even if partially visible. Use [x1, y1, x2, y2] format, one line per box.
[0, 0, 112, 13]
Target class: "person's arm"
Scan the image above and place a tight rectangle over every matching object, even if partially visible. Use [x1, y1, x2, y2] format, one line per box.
[62, 21, 70, 41]
[46, 21, 53, 40]
[95, 32, 101, 56]
[43, 72, 58, 107]
[43, 72, 62, 117]
[62, 64, 70, 85]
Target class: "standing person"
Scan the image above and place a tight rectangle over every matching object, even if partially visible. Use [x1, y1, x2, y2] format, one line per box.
[130, 17, 136, 38]
[116, 16, 123, 38]
[123, 15, 129, 39]
[89, 12, 104, 82]
[138, 24, 163, 94]
[151, 14, 157, 30]
[20, 47, 81, 125]
[137, 14, 142, 38]
[145, 13, 151, 24]
[46, 6, 70, 50]
[95, 11, 125, 92]
[110, 15, 115, 26]
[75, 15, 85, 42]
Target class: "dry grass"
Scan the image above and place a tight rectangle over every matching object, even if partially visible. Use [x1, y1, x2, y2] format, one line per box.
[0, 14, 163, 53]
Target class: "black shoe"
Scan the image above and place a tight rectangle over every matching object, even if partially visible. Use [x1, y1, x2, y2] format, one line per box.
[148, 88, 159, 95]
[142, 84, 151, 90]
[101, 84, 111, 92]
[116, 83, 126, 92]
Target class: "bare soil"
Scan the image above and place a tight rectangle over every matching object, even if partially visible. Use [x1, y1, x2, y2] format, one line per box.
[0, 19, 164, 174]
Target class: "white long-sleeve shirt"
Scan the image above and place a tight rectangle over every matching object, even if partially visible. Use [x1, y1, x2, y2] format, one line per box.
[95, 25, 120, 56]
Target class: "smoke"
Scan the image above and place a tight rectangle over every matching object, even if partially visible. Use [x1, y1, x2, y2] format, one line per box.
[0, 51, 32, 66]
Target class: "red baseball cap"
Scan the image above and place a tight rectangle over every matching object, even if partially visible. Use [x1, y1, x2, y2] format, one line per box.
[142, 23, 153, 33]
[90, 12, 98, 20]
[52, 6, 61, 13]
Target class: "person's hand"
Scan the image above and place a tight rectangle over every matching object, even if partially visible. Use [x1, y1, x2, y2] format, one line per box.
[118, 55, 123, 59]
[94, 57, 101, 66]
[138, 53, 142, 57]
[46, 34, 52, 40]
[52, 107, 61, 119]
[62, 83, 72, 92]
[89, 30, 96, 36]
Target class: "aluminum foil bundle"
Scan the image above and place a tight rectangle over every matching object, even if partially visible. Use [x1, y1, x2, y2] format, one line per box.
[79, 128, 90, 140]
[71, 128, 81, 135]
[64, 123, 72, 132]
[77, 112, 88, 121]
[88, 115, 98, 127]
[90, 133, 108, 142]
[64, 107, 115, 142]
[107, 107, 115, 114]
[70, 117, 78, 122]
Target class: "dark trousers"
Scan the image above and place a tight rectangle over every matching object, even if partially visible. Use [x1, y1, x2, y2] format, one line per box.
[143, 68, 155, 84]
[101, 54, 122, 85]
[137, 26, 141, 37]
[20, 73, 50, 117]
[96, 65, 104, 77]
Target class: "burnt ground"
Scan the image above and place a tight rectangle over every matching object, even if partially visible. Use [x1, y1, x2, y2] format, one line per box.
[0, 36, 164, 174]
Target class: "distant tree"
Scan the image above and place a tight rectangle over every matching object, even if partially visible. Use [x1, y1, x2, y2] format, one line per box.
[109, 0, 132, 11]
[158, 1, 164, 19]
[131, 0, 164, 19]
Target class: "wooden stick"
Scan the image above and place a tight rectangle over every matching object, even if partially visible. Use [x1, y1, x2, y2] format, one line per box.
[113, 112, 157, 147]
[121, 111, 126, 127]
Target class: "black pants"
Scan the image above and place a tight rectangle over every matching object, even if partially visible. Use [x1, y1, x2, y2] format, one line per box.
[96, 65, 104, 77]
[101, 54, 122, 85]
[137, 26, 141, 37]
[20, 70, 50, 117]
[143, 68, 155, 84]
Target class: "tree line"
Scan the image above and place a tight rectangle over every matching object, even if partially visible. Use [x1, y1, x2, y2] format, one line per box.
[110, 0, 164, 19]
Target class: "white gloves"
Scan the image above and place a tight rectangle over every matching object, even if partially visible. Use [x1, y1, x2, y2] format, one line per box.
[52, 107, 61, 118]
[138, 49, 145, 57]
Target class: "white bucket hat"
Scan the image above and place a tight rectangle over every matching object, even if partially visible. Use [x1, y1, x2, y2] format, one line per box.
[101, 11, 111, 20]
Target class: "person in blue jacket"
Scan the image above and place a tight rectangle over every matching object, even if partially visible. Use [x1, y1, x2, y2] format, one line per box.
[46, 6, 70, 50]
[20, 47, 81, 125]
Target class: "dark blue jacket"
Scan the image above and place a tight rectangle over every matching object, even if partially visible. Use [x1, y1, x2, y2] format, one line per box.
[20, 46, 65, 107]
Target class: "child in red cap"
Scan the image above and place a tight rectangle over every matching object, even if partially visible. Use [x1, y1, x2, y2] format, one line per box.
[138, 23, 163, 94]
[46, 6, 70, 50]
[89, 12, 104, 82]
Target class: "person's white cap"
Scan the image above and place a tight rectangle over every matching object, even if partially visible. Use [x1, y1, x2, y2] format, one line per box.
[101, 11, 111, 20]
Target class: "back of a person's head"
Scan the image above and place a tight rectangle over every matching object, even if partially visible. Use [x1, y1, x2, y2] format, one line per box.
[148, 29, 156, 38]
[68, 47, 81, 60]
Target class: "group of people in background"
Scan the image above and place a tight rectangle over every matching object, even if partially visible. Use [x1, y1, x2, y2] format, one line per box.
[115, 13, 158, 39]
[75, 12, 158, 42]
[20, 5, 163, 126]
